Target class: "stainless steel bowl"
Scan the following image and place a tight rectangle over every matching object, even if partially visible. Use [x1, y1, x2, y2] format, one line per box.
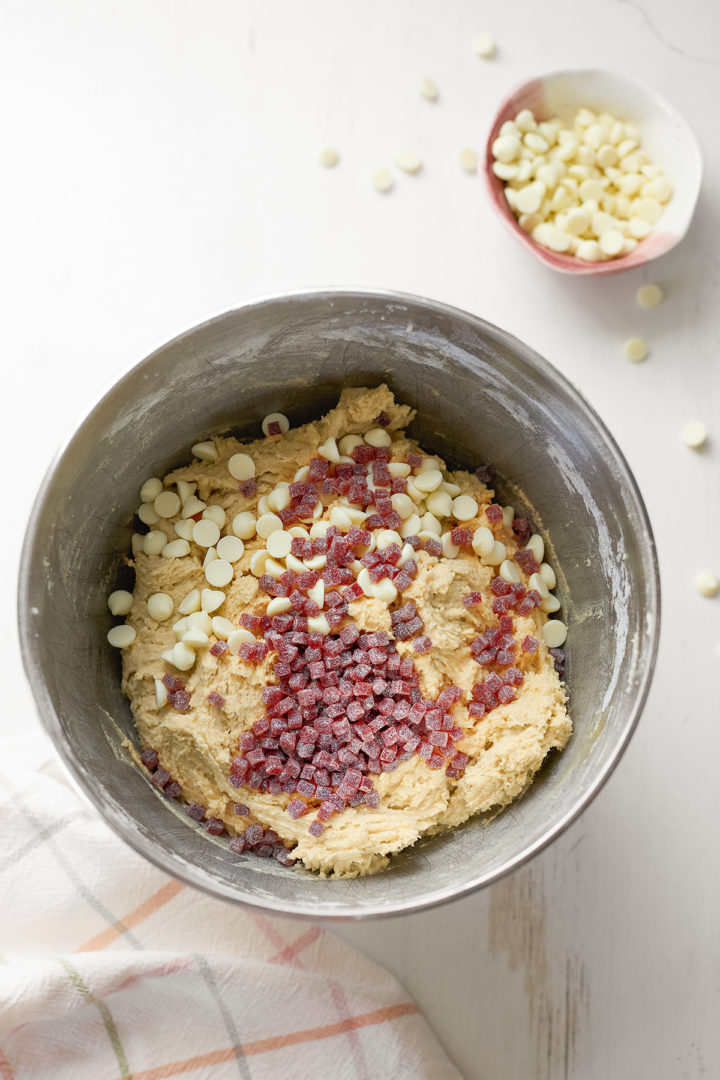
[18, 289, 660, 919]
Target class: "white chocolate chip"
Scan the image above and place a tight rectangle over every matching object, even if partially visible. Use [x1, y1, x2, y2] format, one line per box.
[493, 134, 522, 164]
[364, 427, 393, 448]
[357, 568, 373, 596]
[257, 513, 283, 539]
[154, 491, 181, 519]
[624, 337, 648, 363]
[527, 534, 545, 562]
[400, 513, 421, 538]
[472, 526, 495, 557]
[203, 546, 218, 568]
[201, 588, 226, 613]
[318, 146, 339, 168]
[425, 490, 452, 517]
[131, 533, 145, 555]
[232, 512, 257, 540]
[266, 531, 292, 559]
[211, 616, 235, 639]
[154, 678, 168, 707]
[162, 538, 191, 559]
[539, 562, 557, 589]
[452, 495, 478, 521]
[286, 554, 305, 573]
[442, 480, 462, 497]
[188, 611, 212, 633]
[414, 469, 443, 494]
[372, 579, 398, 604]
[636, 283, 663, 309]
[499, 560, 521, 583]
[394, 149, 422, 174]
[307, 579, 325, 608]
[318, 436, 341, 463]
[542, 594, 561, 613]
[257, 497, 269, 515]
[528, 572, 550, 599]
[228, 453, 255, 481]
[143, 531, 167, 556]
[267, 596, 292, 616]
[227, 629, 256, 654]
[294, 466, 310, 482]
[682, 421, 707, 449]
[182, 626, 210, 649]
[441, 533, 460, 559]
[108, 590, 133, 616]
[263, 557, 285, 579]
[202, 505, 226, 528]
[307, 614, 331, 635]
[262, 412, 290, 437]
[484, 541, 507, 566]
[338, 434, 365, 456]
[176, 481, 196, 503]
[107, 624, 136, 648]
[205, 559, 233, 587]
[166, 641, 196, 670]
[371, 168, 393, 193]
[138, 502, 160, 526]
[459, 148, 478, 173]
[304, 554, 327, 571]
[377, 529, 403, 550]
[216, 535, 245, 562]
[419, 513, 442, 536]
[501, 505, 515, 529]
[147, 593, 174, 621]
[178, 589, 202, 615]
[474, 32, 495, 57]
[192, 441, 218, 462]
[695, 572, 719, 598]
[599, 229, 625, 256]
[419, 76, 438, 101]
[542, 620, 568, 647]
[181, 496, 207, 519]
[192, 519, 221, 548]
[140, 477, 163, 503]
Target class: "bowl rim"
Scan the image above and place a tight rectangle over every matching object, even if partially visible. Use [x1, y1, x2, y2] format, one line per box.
[483, 66, 704, 276]
[17, 287, 661, 919]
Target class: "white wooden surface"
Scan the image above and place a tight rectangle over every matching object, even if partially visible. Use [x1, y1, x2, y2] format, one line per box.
[3, 3, 719, 1077]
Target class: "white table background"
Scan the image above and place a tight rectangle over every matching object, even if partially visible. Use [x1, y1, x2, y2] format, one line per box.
[3, 2, 719, 1077]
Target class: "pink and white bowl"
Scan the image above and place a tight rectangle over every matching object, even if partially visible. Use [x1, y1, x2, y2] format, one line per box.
[483, 69, 703, 276]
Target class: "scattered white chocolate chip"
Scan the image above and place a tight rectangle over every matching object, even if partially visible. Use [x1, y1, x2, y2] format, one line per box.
[154, 678, 168, 707]
[372, 579, 398, 604]
[228, 453, 255, 481]
[364, 427, 393, 448]
[227, 629, 255, 655]
[143, 531, 166, 556]
[188, 611, 212, 633]
[452, 494, 478, 521]
[419, 76, 438, 101]
[357, 568, 373, 596]
[162, 642, 196, 670]
[501, 505, 515, 529]
[262, 412, 290, 437]
[425, 490, 452, 517]
[484, 541, 507, 566]
[474, 32, 495, 58]
[400, 513, 421, 538]
[216, 535, 245, 562]
[267, 596, 293, 615]
[203, 546, 218, 568]
[174, 518, 194, 541]
[154, 491, 181, 519]
[202, 505, 226, 528]
[695, 572, 719, 598]
[211, 616, 235, 639]
[441, 533, 460, 559]
[308, 614, 331, 635]
[318, 437, 341, 463]
[205, 559, 233, 587]
[172, 616, 189, 637]
[624, 337, 648, 363]
[286, 553, 306, 574]
[528, 572, 550, 599]
[394, 149, 422, 174]
[459, 147, 478, 173]
[682, 421, 707, 449]
[419, 513, 441, 536]
[329, 506, 353, 532]
[177, 480, 196, 502]
[267, 485, 291, 512]
[201, 588, 226, 613]
[371, 168, 393, 193]
[181, 496, 207, 518]
[232, 511, 257, 539]
[140, 477, 163, 503]
[263, 557, 285, 579]
[318, 147, 339, 168]
[499, 559, 521, 583]
[107, 624, 136, 648]
[472, 526, 495, 557]
[257, 513, 283, 539]
[147, 593, 174, 621]
[162, 538, 191, 559]
[543, 620, 568, 647]
[257, 496, 270, 515]
[414, 469, 443, 493]
[192, 441, 219, 463]
[107, 590, 133, 616]
[636, 283, 663, 309]
[182, 627, 210, 649]
[138, 502, 160, 526]
[266, 531, 292, 559]
[539, 562, 557, 590]
[178, 589, 202, 615]
[527, 533, 545, 563]
[542, 594, 561, 613]
[338, 434, 365, 456]
[192, 519, 221, 548]
[391, 493, 416, 519]
[307, 579, 325, 608]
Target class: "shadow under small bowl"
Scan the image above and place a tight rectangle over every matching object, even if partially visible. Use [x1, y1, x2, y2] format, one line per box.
[18, 289, 660, 919]
[484, 69, 702, 276]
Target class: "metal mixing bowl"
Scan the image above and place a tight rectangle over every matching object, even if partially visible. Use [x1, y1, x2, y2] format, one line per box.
[18, 289, 660, 919]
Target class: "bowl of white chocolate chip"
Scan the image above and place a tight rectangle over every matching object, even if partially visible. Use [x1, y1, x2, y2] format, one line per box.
[18, 290, 660, 917]
[484, 69, 702, 274]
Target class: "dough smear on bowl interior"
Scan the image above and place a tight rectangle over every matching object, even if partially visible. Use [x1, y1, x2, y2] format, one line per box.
[113, 385, 571, 877]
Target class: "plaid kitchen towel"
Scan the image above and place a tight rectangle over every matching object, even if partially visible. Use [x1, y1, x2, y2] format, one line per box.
[0, 733, 461, 1080]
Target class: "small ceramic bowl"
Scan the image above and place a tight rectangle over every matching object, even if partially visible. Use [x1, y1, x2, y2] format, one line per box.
[483, 69, 703, 276]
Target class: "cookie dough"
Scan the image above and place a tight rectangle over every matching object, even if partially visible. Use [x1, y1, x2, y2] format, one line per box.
[120, 386, 570, 876]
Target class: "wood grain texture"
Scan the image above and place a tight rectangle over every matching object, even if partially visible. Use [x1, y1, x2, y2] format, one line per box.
[2, 1, 719, 1077]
